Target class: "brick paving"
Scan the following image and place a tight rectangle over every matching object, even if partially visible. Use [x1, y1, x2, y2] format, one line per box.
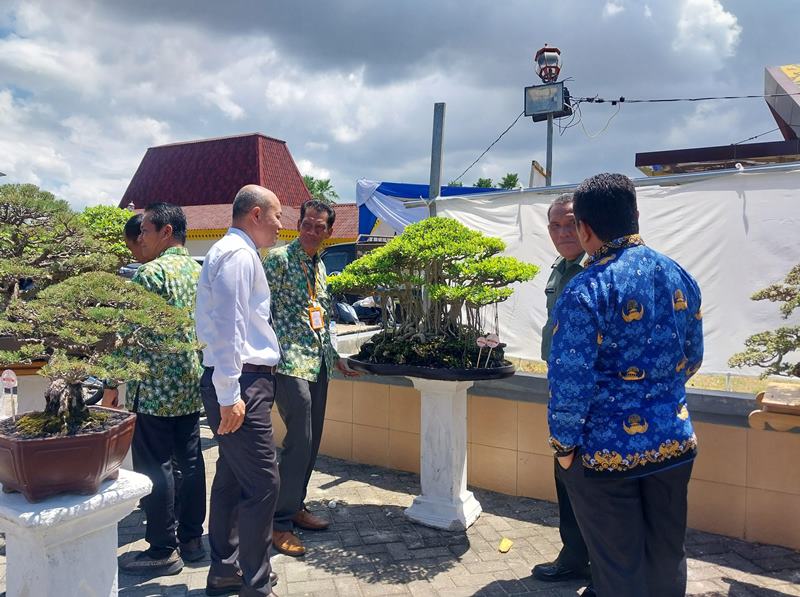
[2, 420, 799, 596]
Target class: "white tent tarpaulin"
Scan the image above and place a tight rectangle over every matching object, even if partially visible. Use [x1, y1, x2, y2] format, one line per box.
[438, 168, 800, 374]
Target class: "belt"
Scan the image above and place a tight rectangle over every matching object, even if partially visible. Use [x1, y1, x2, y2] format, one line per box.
[241, 363, 278, 374]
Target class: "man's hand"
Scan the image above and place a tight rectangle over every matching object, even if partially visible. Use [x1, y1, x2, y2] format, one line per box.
[335, 358, 360, 377]
[557, 452, 575, 470]
[217, 399, 246, 435]
[101, 388, 120, 409]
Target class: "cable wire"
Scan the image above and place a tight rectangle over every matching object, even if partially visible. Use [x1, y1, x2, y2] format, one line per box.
[452, 111, 525, 184]
[574, 91, 800, 104]
[733, 127, 781, 145]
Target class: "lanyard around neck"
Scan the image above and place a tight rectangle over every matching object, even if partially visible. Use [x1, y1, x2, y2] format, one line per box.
[300, 261, 318, 302]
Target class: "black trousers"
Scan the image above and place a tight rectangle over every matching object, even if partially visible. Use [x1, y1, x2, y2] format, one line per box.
[562, 457, 694, 597]
[553, 457, 590, 568]
[130, 411, 206, 555]
[273, 362, 329, 532]
[201, 367, 279, 597]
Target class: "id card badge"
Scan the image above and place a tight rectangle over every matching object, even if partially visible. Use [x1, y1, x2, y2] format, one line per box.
[308, 305, 324, 330]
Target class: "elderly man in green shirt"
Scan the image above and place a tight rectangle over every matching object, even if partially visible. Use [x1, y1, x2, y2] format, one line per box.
[105, 203, 206, 575]
[532, 193, 593, 594]
[263, 199, 357, 557]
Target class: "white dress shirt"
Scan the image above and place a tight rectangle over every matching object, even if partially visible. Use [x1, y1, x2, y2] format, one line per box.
[195, 228, 280, 406]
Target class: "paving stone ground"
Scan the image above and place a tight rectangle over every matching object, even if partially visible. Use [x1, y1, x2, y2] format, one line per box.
[2, 420, 799, 596]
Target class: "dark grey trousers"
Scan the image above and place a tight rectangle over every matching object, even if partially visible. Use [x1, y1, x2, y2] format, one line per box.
[273, 362, 329, 532]
[553, 457, 590, 569]
[562, 457, 694, 597]
[201, 367, 279, 597]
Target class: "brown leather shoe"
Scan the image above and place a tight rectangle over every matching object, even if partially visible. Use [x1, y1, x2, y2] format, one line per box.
[292, 508, 330, 531]
[273, 530, 306, 557]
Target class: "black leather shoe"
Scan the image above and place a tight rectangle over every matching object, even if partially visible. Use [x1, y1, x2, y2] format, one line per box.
[206, 571, 277, 595]
[531, 560, 591, 582]
[205, 574, 242, 596]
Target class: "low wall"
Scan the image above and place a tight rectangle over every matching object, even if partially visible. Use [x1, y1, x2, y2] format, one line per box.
[271, 373, 800, 551]
[17, 367, 799, 550]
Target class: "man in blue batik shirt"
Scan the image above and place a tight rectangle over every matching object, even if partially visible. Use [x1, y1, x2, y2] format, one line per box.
[547, 173, 703, 597]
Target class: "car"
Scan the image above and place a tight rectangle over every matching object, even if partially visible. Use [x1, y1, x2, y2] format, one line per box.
[321, 235, 393, 324]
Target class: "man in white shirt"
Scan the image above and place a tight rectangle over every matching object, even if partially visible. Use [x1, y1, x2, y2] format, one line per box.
[195, 185, 283, 597]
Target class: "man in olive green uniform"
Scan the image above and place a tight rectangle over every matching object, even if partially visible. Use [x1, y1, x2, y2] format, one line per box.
[107, 203, 206, 575]
[533, 194, 592, 590]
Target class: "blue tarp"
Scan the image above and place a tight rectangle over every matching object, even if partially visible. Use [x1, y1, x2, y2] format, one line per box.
[357, 180, 502, 235]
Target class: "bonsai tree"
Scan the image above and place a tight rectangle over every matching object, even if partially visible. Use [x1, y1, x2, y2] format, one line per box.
[729, 264, 800, 378]
[0, 184, 122, 309]
[0, 184, 194, 435]
[77, 204, 138, 264]
[329, 217, 538, 369]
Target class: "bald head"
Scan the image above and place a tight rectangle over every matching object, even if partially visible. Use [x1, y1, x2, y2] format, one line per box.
[232, 185, 279, 222]
[231, 185, 283, 249]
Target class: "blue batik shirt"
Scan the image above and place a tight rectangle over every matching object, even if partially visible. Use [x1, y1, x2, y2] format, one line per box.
[547, 235, 703, 477]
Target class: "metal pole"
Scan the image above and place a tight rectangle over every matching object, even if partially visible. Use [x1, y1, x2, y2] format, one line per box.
[545, 114, 553, 186]
[428, 102, 446, 217]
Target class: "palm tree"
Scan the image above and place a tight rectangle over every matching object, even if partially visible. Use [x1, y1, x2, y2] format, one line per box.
[303, 175, 339, 205]
[499, 173, 519, 189]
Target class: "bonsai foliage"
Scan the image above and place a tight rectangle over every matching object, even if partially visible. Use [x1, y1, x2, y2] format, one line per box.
[0, 184, 119, 309]
[77, 205, 136, 264]
[729, 264, 800, 378]
[0, 186, 194, 435]
[329, 217, 538, 368]
[0, 272, 196, 433]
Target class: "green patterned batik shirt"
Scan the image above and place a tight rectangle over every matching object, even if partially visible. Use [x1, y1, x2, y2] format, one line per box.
[126, 246, 203, 416]
[263, 239, 339, 382]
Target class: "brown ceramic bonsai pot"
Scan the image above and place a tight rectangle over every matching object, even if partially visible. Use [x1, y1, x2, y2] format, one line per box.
[0, 406, 136, 502]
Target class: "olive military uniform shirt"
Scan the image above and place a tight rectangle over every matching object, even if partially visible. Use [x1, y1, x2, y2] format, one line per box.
[541, 253, 585, 360]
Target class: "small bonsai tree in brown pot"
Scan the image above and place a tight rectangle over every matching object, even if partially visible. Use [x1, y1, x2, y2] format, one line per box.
[730, 264, 800, 430]
[0, 184, 194, 501]
[729, 263, 800, 378]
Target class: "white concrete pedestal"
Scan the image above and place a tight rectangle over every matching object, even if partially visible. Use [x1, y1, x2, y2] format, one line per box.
[404, 378, 482, 530]
[0, 469, 152, 597]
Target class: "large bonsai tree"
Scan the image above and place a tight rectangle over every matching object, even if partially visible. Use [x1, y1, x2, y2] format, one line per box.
[729, 264, 800, 378]
[0, 184, 121, 309]
[329, 217, 538, 368]
[0, 184, 193, 435]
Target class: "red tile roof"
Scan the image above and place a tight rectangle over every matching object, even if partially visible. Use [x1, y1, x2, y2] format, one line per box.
[120, 133, 313, 209]
[175, 202, 358, 239]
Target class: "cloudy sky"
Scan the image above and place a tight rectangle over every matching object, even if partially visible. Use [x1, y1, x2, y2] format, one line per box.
[0, 0, 795, 208]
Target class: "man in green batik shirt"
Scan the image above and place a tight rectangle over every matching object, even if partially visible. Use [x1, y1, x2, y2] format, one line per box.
[263, 199, 358, 558]
[105, 203, 207, 576]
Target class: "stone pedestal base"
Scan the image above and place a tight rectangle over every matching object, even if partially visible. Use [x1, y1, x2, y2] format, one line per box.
[404, 378, 482, 531]
[0, 469, 152, 597]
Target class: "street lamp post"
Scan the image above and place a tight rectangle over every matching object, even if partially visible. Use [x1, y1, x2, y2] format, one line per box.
[524, 45, 571, 187]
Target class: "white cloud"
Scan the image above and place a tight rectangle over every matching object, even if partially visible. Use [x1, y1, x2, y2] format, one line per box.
[644, 4, 653, 19]
[265, 79, 307, 107]
[603, 2, 625, 18]
[117, 116, 172, 146]
[203, 82, 245, 120]
[673, 0, 742, 68]
[296, 159, 331, 180]
[665, 103, 743, 148]
[14, 3, 51, 34]
[305, 141, 329, 151]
